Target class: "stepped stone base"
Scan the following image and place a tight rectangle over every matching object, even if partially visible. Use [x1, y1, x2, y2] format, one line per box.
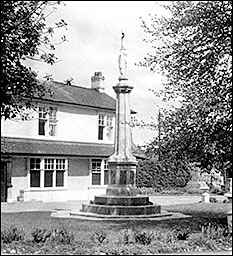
[51, 188, 188, 221]
[76, 192, 164, 219]
[51, 193, 192, 221]
[81, 203, 161, 215]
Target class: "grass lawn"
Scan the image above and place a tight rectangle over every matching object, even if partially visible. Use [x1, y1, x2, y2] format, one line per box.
[1, 202, 232, 255]
[164, 202, 232, 218]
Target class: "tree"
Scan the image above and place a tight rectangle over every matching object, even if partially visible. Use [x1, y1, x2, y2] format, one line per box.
[1, 1, 67, 120]
[140, 1, 232, 174]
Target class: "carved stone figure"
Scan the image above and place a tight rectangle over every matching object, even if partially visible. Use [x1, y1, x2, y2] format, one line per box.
[118, 31, 128, 77]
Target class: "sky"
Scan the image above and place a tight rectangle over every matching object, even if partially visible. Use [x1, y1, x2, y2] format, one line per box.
[26, 1, 170, 146]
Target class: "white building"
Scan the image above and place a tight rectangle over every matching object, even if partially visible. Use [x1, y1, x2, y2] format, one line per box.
[1, 72, 144, 203]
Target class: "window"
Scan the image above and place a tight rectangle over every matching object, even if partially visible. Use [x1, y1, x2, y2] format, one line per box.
[106, 116, 113, 141]
[98, 114, 105, 140]
[49, 107, 57, 136]
[56, 159, 65, 187]
[44, 159, 54, 187]
[91, 159, 109, 186]
[98, 114, 113, 141]
[30, 158, 41, 187]
[91, 159, 101, 185]
[29, 158, 66, 189]
[38, 107, 47, 136]
[38, 107, 58, 136]
[104, 160, 109, 185]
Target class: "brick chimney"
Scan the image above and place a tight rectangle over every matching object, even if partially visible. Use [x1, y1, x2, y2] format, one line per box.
[91, 72, 105, 92]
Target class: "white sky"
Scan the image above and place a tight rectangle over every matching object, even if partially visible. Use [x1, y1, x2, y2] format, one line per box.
[26, 1, 170, 146]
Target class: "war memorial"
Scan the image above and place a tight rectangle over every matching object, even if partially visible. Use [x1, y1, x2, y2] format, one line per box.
[51, 33, 188, 221]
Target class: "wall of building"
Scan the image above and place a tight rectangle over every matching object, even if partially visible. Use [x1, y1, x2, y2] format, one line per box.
[67, 158, 90, 200]
[1, 103, 115, 144]
[9, 156, 96, 202]
[11, 157, 28, 201]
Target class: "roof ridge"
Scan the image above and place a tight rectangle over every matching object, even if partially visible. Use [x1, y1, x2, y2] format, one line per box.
[51, 80, 93, 91]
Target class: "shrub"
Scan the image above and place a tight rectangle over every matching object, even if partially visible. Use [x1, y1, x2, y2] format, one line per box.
[209, 197, 218, 203]
[31, 228, 51, 243]
[91, 230, 107, 244]
[31, 228, 75, 244]
[180, 182, 203, 195]
[200, 222, 230, 239]
[174, 228, 190, 240]
[153, 229, 177, 244]
[1, 225, 25, 244]
[136, 187, 156, 195]
[120, 228, 135, 245]
[134, 230, 154, 245]
[136, 159, 191, 190]
[49, 228, 75, 244]
[210, 187, 225, 195]
[188, 233, 218, 251]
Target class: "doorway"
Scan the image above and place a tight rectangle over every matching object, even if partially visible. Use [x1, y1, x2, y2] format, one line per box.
[1, 161, 7, 202]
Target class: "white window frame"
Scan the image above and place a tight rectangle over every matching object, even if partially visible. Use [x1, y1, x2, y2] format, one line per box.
[48, 107, 58, 136]
[28, 158, 67, 190]
[90, 159, 109, 186]
[38, 106, 58, 137]
[98, 113, 114, 141]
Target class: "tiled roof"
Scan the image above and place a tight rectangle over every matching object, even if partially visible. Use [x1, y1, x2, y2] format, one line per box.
[1, 137, 146, 159]
[2, 137, 113, 157]
[39, 80, 116, 111]
[35, 80, 136, 113]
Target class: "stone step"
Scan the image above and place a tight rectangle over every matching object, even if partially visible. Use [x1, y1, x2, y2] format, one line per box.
[68, 210, 173, 220]
[81, 203, 161, 215]
[51, 209, 192, 221]
[94, 195, 151, 206]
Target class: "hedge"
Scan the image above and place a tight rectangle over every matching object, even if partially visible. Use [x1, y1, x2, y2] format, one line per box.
[136, 159, 192, 191]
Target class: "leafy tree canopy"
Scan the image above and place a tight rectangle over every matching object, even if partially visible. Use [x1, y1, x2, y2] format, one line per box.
[1, 1, 67, 120]
[140, 1, 232, 175]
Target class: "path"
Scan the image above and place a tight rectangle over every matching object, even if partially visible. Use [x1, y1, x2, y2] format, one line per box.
[1, 195, 225, 213]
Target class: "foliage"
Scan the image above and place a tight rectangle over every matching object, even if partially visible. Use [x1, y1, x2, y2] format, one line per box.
[1, 1, 67, 120]
[91, 230, 108, 244]
[136, 159, 191, 190]
[1, 217, 232, 255]
[135, 186, 203, 195]
[31, 228, 75, 244]
[134, 230, 154, 245]
[31, 228, 51, 243]
[1, 225, 25, 244]
[48, 228, 75, 245]
[120, 228, 135, 245]
[210, 187, 225, 195]
[174, 228, 190, 240]
[140, 1, 232, 175]
[200, 222, 231, 239]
